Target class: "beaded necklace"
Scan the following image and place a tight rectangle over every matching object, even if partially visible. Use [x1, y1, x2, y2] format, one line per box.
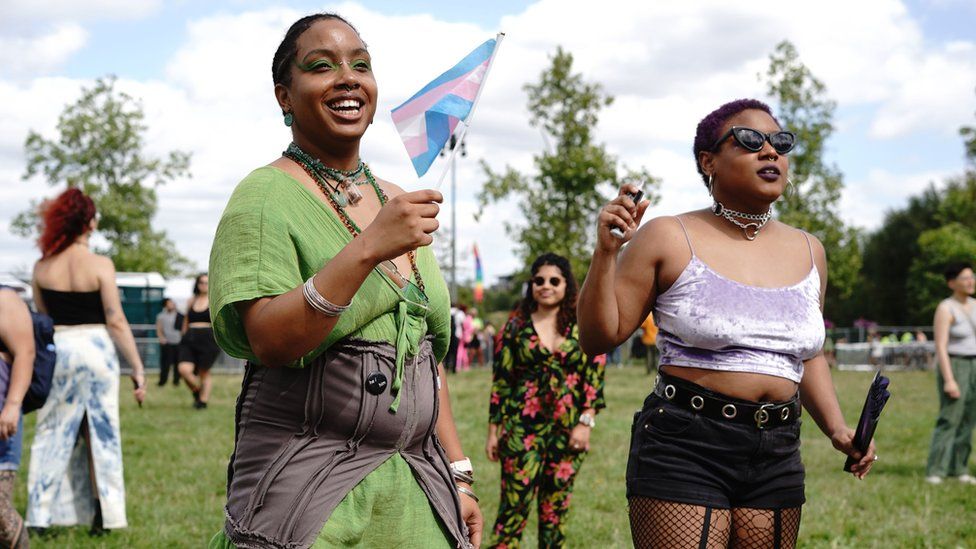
[283, 143, 425, 292]
[285, 142, 365, 206]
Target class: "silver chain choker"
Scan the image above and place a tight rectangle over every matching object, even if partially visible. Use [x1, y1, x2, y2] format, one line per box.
[710, 201, 772, 241]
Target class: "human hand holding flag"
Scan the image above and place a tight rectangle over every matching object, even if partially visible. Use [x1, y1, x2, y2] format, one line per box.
[391, 34, 504, 184]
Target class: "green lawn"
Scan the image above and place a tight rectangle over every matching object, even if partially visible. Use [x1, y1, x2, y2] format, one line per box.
[12, 367, 976, 548]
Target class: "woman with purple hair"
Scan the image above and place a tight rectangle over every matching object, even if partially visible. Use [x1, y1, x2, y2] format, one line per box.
[577, 99, 877, 548]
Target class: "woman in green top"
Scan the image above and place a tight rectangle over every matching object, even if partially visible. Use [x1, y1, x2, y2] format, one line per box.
[207, 13, 482, 549]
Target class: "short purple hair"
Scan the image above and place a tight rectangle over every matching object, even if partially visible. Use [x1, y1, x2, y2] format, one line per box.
[693, 98, 780, 187]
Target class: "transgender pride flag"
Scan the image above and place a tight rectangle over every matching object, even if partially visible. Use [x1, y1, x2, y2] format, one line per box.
[392, 37, 501, 178]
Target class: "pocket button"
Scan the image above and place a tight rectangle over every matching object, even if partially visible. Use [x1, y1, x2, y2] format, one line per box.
[365, 371, 388, 395]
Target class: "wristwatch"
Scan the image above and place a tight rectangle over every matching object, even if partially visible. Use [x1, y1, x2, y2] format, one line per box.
[578, 413, 596, 428]
[450, 458, 473, 475]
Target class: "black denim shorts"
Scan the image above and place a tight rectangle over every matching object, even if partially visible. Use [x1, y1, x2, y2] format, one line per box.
[626, 383, 805, 509]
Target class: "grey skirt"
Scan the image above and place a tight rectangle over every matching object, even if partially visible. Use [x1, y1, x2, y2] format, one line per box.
[221, 338, 468, 549]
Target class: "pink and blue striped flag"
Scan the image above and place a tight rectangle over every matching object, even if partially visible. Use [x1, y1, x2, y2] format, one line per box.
[392, 38, 498, 177]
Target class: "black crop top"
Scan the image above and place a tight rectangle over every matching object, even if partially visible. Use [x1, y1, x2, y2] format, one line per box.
[186, 302, 211, 324]
[39, 288, 106, 325]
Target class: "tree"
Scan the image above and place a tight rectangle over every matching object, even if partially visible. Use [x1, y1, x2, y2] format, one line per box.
[961, 86, 976, 165]
[859, 185, 943, 324]
[476, 47, 660, 280]
[860, 87, 976, 325]
[907, 222, 976, 323]
[12, 77, 193, 275]
[762, 41, 862, 323]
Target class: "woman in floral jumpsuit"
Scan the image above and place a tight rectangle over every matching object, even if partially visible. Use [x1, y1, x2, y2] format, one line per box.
[485, 253, 606, 548]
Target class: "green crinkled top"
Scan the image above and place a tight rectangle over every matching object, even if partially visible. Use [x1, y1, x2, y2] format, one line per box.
[208, 166, 450, 368]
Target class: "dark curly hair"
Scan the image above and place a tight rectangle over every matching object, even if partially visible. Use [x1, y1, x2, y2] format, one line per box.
[692, 98, 780, 188]
[38, 188, 96, 258]
[517, 253, 578, 335]
[272, 13, 363, 88]
[944, 261, 973, 282]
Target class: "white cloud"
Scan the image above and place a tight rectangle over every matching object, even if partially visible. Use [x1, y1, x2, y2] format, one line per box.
[840, 168, 950, 229]
[0, 23, 88, 78]
[0, 0, 973, 283]
[0, 0, 162, 24]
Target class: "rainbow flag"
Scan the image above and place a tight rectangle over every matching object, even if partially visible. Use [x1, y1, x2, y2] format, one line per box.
[473, 243, 484, 303]
[392, 38, 499, 177]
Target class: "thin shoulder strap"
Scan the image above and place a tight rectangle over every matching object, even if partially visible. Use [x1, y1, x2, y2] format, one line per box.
[673, 216, 695, 256]
[801, 231, 814, 269]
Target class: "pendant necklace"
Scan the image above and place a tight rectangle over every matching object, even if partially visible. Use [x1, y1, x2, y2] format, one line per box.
[284, 143, 425, 292]
[284, 142, 365, 206]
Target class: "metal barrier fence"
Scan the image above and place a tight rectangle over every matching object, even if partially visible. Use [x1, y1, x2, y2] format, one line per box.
[835, 342, 935, 371]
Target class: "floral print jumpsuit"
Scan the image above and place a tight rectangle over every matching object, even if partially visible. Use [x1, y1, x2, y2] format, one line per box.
[489, 312, 606, 548]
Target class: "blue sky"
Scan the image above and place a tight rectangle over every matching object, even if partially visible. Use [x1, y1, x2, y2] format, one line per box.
[1, 0, 974, 281]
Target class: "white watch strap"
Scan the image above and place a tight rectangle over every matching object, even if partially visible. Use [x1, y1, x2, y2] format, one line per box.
[450, 457, 473, 474]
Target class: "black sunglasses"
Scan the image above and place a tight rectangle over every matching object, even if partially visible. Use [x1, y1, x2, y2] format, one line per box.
[532, 276, 563, 287]
[712, 126, 796, 155]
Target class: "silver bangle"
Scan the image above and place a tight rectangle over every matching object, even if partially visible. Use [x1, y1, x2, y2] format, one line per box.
[456, 485, 479, 502]
[452, 470, 475, 485]
[302, 276, 352, 317]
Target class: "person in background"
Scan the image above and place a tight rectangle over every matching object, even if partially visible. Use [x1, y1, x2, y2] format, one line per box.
[446, 303, 461, 373]
[0, 288, 35, 548]
[483, 321, 496, 369]
[640, 313, 658, 374]
[869, 331, 884, 368]
[926, 261, 976, 485]
[486, 253, 606, 548]
[177, 274, 220, 409]
[155, 298, 182, 387]
[458, 305, 473, 372]
[823, 333, 837, 369]
[29, 187, 146, 533]
[469, 308, 485, 367]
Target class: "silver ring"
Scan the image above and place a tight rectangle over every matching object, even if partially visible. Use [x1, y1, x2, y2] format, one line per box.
[690, 395, 705, 410]
[664, 385, 676, 400]
[781, 407, 790, 421]
[722, 404, 737, 419]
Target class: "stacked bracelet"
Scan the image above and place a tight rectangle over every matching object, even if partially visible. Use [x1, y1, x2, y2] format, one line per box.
[452, 470, 475, 485]
[302, 276, 353, 317]
[456, 485, 479, 502]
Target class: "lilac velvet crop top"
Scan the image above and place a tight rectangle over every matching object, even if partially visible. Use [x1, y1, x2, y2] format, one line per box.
[653, 217, 825, 383]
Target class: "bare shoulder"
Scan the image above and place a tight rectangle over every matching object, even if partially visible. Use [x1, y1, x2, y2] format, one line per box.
[91, 254, 117, 278]
[630, 215, 689, 250]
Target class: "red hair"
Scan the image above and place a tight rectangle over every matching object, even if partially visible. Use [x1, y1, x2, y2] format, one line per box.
[38, 188, 96, 258]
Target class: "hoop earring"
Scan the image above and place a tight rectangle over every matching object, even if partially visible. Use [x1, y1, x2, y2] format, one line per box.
[283, 111, 294, 127]
[787, 177, 795, 196]
[707, 173, 714, 196]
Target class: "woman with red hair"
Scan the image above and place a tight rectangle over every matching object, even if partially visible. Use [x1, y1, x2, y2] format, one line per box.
[27, 188, 146, 534]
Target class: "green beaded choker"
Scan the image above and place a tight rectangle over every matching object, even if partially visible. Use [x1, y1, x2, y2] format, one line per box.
[284, 142, 371, 207]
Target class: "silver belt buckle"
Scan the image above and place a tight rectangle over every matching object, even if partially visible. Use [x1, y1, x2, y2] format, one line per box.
[754, 404, 772, 429]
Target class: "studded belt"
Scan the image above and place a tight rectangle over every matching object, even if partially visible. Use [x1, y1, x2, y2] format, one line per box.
[652, 374, 800, 429]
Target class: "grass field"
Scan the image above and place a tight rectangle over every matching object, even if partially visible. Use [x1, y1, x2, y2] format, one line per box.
[11, 366, 976, 548]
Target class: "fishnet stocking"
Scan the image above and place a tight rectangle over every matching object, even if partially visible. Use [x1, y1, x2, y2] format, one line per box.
[629, 497, 731, 549]
[730, 507, 801, 549]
